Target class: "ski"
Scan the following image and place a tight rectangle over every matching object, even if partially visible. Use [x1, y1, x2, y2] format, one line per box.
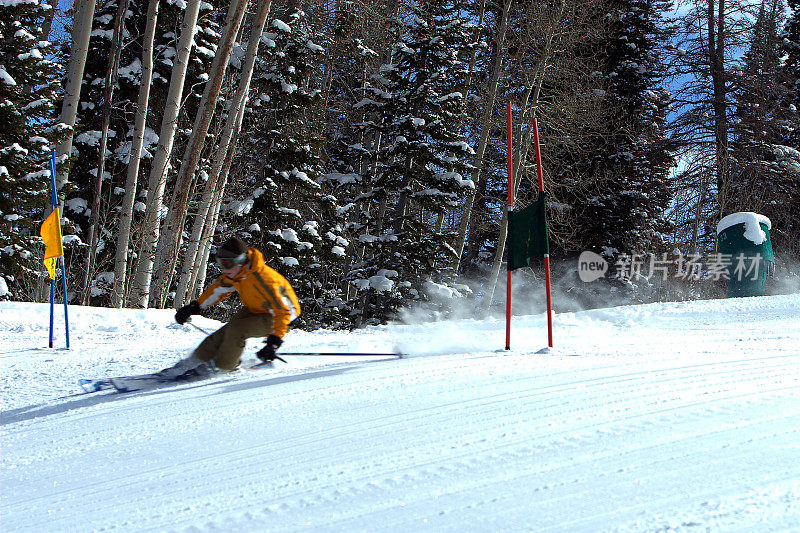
[79, 353, 400, 394]
[279, 352, 401, 357]
[109, 374, 169, 393]
[78, 378, 113, 393]
[248, 361, 275, 369]
[79, 372, 162, 393]
[108, 364, 275, 393]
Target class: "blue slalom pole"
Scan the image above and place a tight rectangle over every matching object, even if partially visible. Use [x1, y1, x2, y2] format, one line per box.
[49, 150, 70, 349]
[61, 256, 70, 349]
[49, 277, 55, 348]
[47, 152, 57, 348]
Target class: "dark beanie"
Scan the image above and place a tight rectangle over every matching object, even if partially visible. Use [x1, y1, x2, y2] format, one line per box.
[217, 236, 248, 258]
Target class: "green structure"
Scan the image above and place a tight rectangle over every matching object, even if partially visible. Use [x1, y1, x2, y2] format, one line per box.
[716, 212, 774, 297]
[507, 191, 549, 271]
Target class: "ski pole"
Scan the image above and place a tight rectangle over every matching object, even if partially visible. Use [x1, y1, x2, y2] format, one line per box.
[186, 320, 212, 336]
[279, 352, 401, 357]
[186, 320, 288, 364]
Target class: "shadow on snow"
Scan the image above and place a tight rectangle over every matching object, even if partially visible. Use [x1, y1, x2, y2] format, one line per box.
[0, 368, 354, 426]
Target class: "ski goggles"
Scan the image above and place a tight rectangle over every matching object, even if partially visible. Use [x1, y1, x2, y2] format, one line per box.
[216, 252, 247, 270]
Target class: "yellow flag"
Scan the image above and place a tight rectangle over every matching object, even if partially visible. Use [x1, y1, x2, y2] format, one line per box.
[40, 207, 64, 280]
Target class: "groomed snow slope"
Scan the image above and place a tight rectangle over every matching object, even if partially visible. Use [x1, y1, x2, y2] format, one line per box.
[1, 295, 799, 532]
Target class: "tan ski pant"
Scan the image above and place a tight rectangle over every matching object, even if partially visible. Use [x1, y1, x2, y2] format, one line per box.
[194, 308, 273, 370]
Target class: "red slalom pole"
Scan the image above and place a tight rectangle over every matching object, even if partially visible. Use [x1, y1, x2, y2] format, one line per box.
[506, 102, 514, 351]
[532, 117, 553, 348]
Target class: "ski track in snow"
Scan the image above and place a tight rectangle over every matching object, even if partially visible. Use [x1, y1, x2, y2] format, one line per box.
[1, 295, 799, 532]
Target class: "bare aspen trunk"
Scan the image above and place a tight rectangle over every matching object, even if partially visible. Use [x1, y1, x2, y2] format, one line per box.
[173, 170, 218, 305]
[708, 0, 730, 220]
[188, 180, 224, 299]
[129, 0, 202, 308]
[193, 92, 249, 295]
[191, 203, 220, 296]
[190, 156, 231, 296]
[111, 0, 160, 308]
[40, 0, 59, 42]
[690, 172, 708, 255]
[55, 0, 97, 200]
[454, 0, 511, 272]
[151, 0, 250, 309]
[83, 0, 131, 305]
[189, 94, 247, 296]
[174, 0, 273, 306]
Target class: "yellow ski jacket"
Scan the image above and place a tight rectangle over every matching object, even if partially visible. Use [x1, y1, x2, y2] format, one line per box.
[196, 248, 301, 337]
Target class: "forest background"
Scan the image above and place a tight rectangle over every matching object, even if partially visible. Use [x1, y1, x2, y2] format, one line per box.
[1, 0, 798, 329]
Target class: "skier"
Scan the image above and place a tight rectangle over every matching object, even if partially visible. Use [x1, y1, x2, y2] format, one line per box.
[159, 236, 301, 380]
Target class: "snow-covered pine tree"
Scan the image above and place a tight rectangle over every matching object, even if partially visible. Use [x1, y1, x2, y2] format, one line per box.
[783, 1, 800, 152]
[0, 0, 65, 299]
[546, 0, 675, 264]
[232, 9, 350, 328]
[345, 1, 477, 324]
[316, 1, 392, 314]
[62, 0, 220, 304]
[767, 0, 799, 257]
[579, 0, 675, 260]
[778, 0, 800, 258]
[453, 0, 508, 275]
[729, 0, 800, 257]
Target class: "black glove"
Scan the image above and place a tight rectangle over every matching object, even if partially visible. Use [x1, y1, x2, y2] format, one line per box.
[175, 301, 201, 325]
[257, 334, 283, 362]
